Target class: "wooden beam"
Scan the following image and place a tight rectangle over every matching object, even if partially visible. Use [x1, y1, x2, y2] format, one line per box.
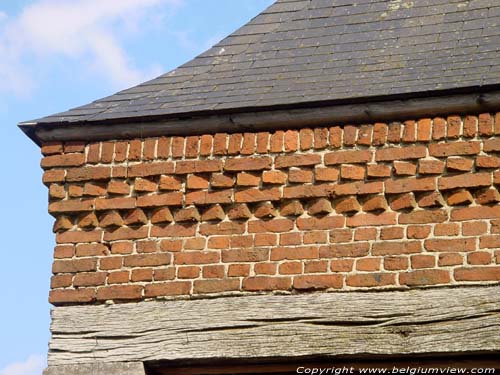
[20, 90, 500, 145]
[48, 286, 500, 366]
[43, 362, 146, 375]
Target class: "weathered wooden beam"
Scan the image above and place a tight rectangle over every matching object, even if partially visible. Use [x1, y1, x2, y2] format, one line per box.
[20, 90, 500, 145]
[43, 362, 146, 375]
[48, 285, 500, 366]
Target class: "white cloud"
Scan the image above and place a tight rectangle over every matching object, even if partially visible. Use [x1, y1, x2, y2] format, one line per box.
[0, 354, 45, 375]
[0, 0, 183, 95]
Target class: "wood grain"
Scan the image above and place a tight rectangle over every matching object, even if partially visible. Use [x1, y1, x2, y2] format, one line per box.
[48, 286, 500, 366]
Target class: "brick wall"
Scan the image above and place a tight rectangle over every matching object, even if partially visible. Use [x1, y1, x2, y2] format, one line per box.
[41, 113, 500, 305]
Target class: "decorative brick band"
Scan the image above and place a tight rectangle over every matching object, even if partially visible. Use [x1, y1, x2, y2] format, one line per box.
[41, 114, 500, 305]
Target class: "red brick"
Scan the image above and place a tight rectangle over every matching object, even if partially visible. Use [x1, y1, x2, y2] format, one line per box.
[279, 261, 302, 275]
[479, 235, 500, 249]
[300, 128, 314, 150]
[362, 195, 388, 213]
[330, 258, 354, 272]
[177, 266, 200, 279]
[380, 227, 404, 240]
[225, 157, 271, 171]
[346, 273, 395, 287]
[74, 272, 107, 287]
[335, 196, 361, 214]
[384, 257, 408, 271]
[103, 226, 148, 241]
[372, 241, 421, 255]
[407, 225, 431, 239]
[476, 156, 500, 169]
[41, 142, 64, 155]
[248, 219, 294, 233]
[402, 120, 416, 142]
[186, 189, 232, 205]
[416, 118, 431, 141]
[54, 245, 74, 259]
[43, 170, 65, 185]
[227, 204, 252, 220]
[171, 137, 185, 158]
[256, 132, 269, 153]
[262, 170, 287, 184]
[297, 216, 344, 230]
[329, 126, 342, 148]
[67, 166, 111, 181]
[75, 243, 108, 257]
[393, 161, 416, 176]
[314, 127, 329, 149]
[315, 167, 339, 182]
[271, 246, 319, 260]
[446, 157, 474, 172]
[284, 130, 298, 152]
[341, 164, 365, 180]
[288, 169, 313, 183]
[52, 258, 97, 273]
[376, 145, 426, 162]
[137, 192, 182, 207]
[447, 190, 474, 206]
[372, 123, 388, 145]
[347, 212, 396, 227]
[411, 254, 435, 269]
[174, 207, 201, 222]
[280, 200, 304, 216]
[430, 141, 480, 157]
[235, 187, 280, 202]
[202, 265, 225, 279]
[41, 153, 85, 168]
[454, 266, 500, 281]
[451, 205, 500, 221]
[319, 243, 369, 258]
[354, 227, 377, 241]
[270, 131, 284, 152]
[434, 223, 459, 237]
[56, 230, 102, 244]
[275, 154, 321, 169]
[183, 136, 198, 158]
[151, 223, 197, 238]
[280, 232, 301, 246]
[175, 160, 222, 174]
[432, 117, 446, 140]
[463, 115, 477, 137]
[462, 221, 487, 236]
[222, 248, 269, 262]
[385, 177, 435, 194]
[49, 289, 95, 305]
[51, 274, 73, 288]
[478, 113, 494, 136]
[174, 251, 220, 265]
[438, 172, 490, 190]
[399, 210, 448, 224]
[438, 253, 463, 266]
[201, 204, 225, 221]
[199, 135, 213, 156]
[400, 269, 450, 286]
[325, 150, 371, 165]
[294, 274, 342, 290]
[343, 125, 357, 145]
[99, 257, 123, 270]
[467, 252, 491, 265]
[49, 199, 95, 213]
[254, 263, 277, 275]
[228, 264, 250, 277]
[194, 279, 239, 294]
[243, 276, 291, 291]
[152, 267, 175, 282]
[128, 140, 141, 161]
[199, 222, 245, 236]
[304, 260, 328, 273]
[128, 162, 174, 177]
[236, 172, 260, 186]
[418, 159, 445, 175]
[185, 175, 208, 190]
[357, 124, 372, 146]
[254, 233, 277, 246]
[241, 133, 256, 155]
[446, 116, 461, 138]
[387, 122, 402, 142]
[107, 180, 130, 195]
[425, 238, 475, 252]
[356, 257, 381, 271]
[144, 281, 191, 297]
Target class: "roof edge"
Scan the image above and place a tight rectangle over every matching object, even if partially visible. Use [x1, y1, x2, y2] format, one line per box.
[20, 90, 500, 146]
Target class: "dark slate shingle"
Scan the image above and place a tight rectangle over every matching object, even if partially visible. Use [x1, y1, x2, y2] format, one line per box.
[25, 0, 500, 126]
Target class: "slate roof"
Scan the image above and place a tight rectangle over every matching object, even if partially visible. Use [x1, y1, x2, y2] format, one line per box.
[25, 0, 500, 126]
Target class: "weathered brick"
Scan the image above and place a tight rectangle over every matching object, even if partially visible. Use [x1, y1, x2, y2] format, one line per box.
[400, 269, 450, 286]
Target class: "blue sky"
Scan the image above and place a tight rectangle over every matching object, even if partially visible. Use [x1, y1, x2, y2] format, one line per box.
[0, 1, 273, 373]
